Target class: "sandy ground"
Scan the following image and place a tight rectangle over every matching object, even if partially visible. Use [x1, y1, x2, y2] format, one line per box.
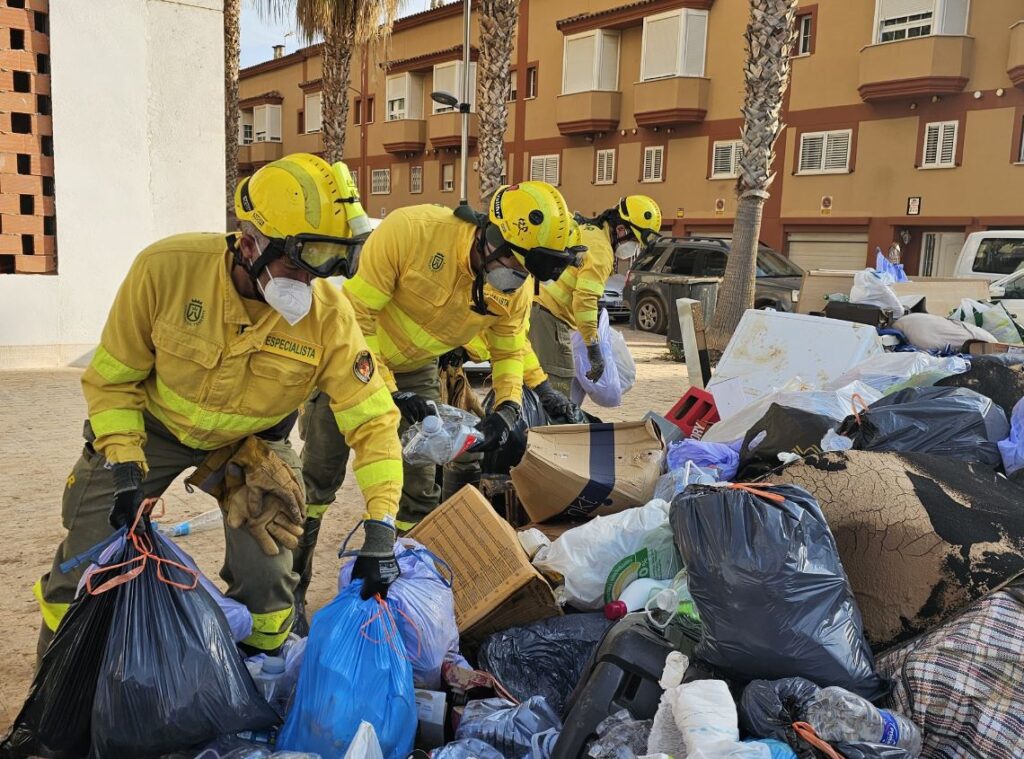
[0, 326, 687, 729]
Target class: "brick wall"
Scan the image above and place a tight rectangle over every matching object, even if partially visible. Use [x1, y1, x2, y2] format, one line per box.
[0, 0, 55, 274]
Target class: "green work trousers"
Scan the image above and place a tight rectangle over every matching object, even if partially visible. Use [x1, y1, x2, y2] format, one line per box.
[528, 303, 577, 397]
[36, 415, 301, 658]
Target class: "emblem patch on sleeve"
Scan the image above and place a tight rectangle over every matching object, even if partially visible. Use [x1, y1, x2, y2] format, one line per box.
[353, 350, 375, 383]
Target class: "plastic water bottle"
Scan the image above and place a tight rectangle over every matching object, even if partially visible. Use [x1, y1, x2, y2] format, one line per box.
[402, 411, 478, 466]
[254, 656, 289, 717]
[155, 507, 223, 537]
[804, 687, 922, 755]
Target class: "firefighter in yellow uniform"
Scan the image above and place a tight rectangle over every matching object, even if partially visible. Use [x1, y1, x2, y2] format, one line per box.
[294, 183, 577, 623]
[35, 153, 403, 656]
[525, 196, 663, 397]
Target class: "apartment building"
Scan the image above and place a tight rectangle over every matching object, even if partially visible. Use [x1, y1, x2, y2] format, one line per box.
[238, 0, 1024, 274]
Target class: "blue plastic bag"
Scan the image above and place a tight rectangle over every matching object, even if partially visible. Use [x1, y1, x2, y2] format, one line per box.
[875, 249, 908, 283]
[277, 582, 416, 759]
[998, 397, 1024, 475]
[339, 538, 458, 689]
[665, 439, 740, 480]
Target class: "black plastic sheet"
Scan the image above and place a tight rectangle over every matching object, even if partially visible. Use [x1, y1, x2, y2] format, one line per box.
[481, 387, 551, 475]
[738, 404, 836, 479]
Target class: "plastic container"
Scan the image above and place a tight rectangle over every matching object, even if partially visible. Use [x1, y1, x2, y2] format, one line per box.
[401, 404, 479, 467]
[617, 578, 670, 612]
[155, 507, 223, 537]
[804, 687, 922, 755]
[253, 656, 290, 718]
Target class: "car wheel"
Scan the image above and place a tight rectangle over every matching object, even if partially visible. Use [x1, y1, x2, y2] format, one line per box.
[635, 296, 667, 334]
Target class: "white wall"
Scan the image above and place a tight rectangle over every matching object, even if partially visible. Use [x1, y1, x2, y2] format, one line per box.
[0, 0, 225, 368]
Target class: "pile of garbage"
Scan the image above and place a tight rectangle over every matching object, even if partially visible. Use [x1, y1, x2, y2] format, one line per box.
[7, 274, 1024, 759]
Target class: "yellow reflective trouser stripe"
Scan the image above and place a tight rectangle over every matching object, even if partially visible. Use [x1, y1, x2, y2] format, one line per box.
[355, 459, 404, 490]
[334, 386, 395, 434]
[492, 357, 524, 380]
[345, 275, 391, 310]
[90, 408, 145, 438]
[90, 344, 150, 384]
[577, 277, 605, 295]
[155, 377, 286, 435]
[488, 331, 525, 351]
[33, 577, 69, 633]
[244, 607, 294, 651]
[306, 503, 330, 518]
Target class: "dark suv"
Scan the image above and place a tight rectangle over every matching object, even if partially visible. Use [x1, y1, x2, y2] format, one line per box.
[624, 237, 804, 333]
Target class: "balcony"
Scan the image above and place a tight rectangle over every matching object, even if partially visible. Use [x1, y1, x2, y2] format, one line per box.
[238, 140, 283, 166]
[555, 91, 621, 136]
[633, 77, 709, 128]
[294, 131, 325, 155]
[429, 111, 479, 149]
[1010, 21, 1024, 89]
[382, 118, 427, 154]
[858, 35, 973, 102]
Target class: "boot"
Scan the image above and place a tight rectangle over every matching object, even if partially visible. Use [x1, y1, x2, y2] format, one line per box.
[291, 515, 322, 637]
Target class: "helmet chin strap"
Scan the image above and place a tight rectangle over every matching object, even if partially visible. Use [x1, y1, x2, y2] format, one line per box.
[470, 227, 500, 316]
[231, 234, 279, 303]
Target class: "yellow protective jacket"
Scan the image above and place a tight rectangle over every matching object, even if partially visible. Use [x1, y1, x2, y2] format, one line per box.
[82, 233, 402, 522]
[343, 205, 531, 406]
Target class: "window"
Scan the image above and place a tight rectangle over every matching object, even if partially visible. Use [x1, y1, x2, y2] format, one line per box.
[442, 164, 455, 192]
[874, 0, 969, 43]
[386, 73, 424, 121]
[562, 30, 620, 94]
[500, 158, 508, 184]
[880, 11, 932, 41]
[304, 92, 322, 133]
[506, 69, 517, 102]
[353, 97, 362, 124]
[640, 9, 708, 81]
[971, 238, 1024, 275]
[668, 248, 698, 275]
[595, 148, 615, 184]
[526, 66, 538, 98]
[253, 104, 282, 142]
[371, 168, 391, 195]
[795, 13, 813, 56]
[410, 166, 423, 194]
[711, 140, 742, 179]
[702, 250, 728, 278]
[238, 110, 254, 145]
[432, 61, 477, 113]
[642, 146, 664, 182]
[365, 97, 375, 123]
[529, 154, 559, 185]
[798, 130, 852, 174]
[921, 120, 957, 168]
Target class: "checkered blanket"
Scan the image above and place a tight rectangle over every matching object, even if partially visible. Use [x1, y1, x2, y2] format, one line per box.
[876, 587, 1024, 759]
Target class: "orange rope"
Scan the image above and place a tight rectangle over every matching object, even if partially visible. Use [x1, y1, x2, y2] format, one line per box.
[359, 594, 423, 661]
[792, 722, 844, 759]
[850, 393, 870, 425]
[728, 482, 787, 503]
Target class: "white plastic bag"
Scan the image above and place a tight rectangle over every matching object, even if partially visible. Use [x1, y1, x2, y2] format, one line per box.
[570, 309, 624, 407]
[826, 352, 969, 395]
[610, 327, 636, 393]
[343, 721, 385, 759]
[669, 680, 771, 759]
[949, 299, 1023, 345]
[532, 499, 680, 610]
[850, 268, 903, 315]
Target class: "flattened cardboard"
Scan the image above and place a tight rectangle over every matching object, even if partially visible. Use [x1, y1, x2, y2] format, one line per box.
[408, 485, 560, 641]
[965, 339, 1024, 357]
[510, 420, 664, 523]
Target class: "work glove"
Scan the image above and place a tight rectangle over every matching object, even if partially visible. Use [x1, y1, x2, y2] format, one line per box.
[351, 520, 400, 600]
[533, 379, 582, 422]
[468, 401, 521, 453]
[109, 461, 145, 529]
[438, 347, 469, 371]
[585, 342, 606, 383]
[392, 391, 434, 425]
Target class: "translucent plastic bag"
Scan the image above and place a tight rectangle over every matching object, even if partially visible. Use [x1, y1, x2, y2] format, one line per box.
[850, 269, 903, 315]
[827, 352, 969, 395]
[344, 721, 384, 759]
[665, 439, 741, 479]
[949, 298, 1023, 345]
[277, 583, 416, 759]
[571, 309, 624, 407]
[339, 538, 457, 689]
[998, 397, 1024, 475]
[454, 697, 561, 759]
[401, 402, 480, 466]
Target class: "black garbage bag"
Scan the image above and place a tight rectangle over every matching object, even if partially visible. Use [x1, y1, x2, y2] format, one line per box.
[477, 613, 612, 715]
[90, 525, 277, 757]
[836, 743, 914, 759]
[738, 677, 820, 757]
[738, 404, 836, 479]
[670, 484, 886, 700]
[936, 353, 1024, 418]
[481, 386, 550, 475]
[838, 386, 1009, 467]
[454, 697, 562, 759]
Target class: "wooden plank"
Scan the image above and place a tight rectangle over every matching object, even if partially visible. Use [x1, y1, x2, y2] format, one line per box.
[797, 270, 990, 318]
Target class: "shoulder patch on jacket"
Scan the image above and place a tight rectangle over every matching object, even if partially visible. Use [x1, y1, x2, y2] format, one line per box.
[353, 350, 375, 383]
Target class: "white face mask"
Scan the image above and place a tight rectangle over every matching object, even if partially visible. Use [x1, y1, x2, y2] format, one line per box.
[485, 266, 529, 293]
[615, 239, 640, 260]
[259, 271, 312, 325]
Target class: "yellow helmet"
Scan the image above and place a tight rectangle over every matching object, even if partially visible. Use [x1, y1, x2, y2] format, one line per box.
[617, 195, 663, 244]
[235, 153, 365, 277]
[487, 181, 575, 281]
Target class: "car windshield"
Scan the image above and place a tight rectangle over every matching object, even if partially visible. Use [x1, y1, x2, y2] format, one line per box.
[756, 248, 803, 277]
[972, 238, 1024, 275]
[633, 248, 664, 272]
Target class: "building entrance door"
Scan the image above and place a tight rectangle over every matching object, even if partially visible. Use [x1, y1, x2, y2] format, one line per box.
[919, 231, 966, 277]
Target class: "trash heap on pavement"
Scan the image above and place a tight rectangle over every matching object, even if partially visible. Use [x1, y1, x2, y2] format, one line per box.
[6, 271, 1024, 759]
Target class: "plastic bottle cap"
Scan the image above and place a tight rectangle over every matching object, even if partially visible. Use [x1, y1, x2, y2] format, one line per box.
[261, 656, 285, 675]
[604, 600, 628, 621]
[422, 415, 442, 434]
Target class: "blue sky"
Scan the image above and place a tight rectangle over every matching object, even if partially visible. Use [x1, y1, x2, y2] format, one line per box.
[240, 0, 433, 68]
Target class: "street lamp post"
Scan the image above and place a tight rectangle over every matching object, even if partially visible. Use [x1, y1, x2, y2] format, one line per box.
[430, 0, 471, 207]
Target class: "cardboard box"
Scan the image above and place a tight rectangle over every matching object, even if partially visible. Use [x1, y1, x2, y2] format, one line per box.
[519, 520, 578, 542]
[408, 486, 560, 641]
[965, 339, 1024, 357]
[414, 689, 447, 749]
[510, 420, 664, 523]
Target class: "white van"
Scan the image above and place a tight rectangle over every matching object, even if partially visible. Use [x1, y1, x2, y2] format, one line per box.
[952, 231, 1024, 282]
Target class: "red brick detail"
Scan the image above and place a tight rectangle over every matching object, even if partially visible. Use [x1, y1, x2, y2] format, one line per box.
[14, 255, 56, 273]
[3, 214, 45, 235]
[0, 8, 32, 28]
[0, 173, 43, 194]
[0, 133, 42, 154]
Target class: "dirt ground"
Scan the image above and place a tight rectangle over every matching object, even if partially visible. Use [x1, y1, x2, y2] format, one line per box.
[0, 326, 687, 729]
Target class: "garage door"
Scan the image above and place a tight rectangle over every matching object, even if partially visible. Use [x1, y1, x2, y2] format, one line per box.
[787, 232, 869, 271]
[689, 228, 732, 240]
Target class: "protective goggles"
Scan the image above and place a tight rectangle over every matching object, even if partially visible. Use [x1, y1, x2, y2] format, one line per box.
[506, 243, 583, 282]
[265, 233, 365, 278]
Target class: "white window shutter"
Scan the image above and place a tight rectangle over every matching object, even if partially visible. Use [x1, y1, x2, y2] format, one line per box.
[712, 142, 734, 176]
[545, 156, 559, 185]
[387, 74, 406, 102]
[878, 0, 932, 19]
[530, 156, 544, 181]
[253, 106, 267, 141]
[643, 148, 653, 180]
[433, 63, 456, 112]
[940, 122, 957, 165]
[924, 123, 941, 165]
[682, 10, 708, 77]
[304, 93, 322, 132]
[939, 0, 969, 34]
[563, 34, 597, 94]
[823, 132, 851, 171]
[642, 13, 681, 81]
[653, 147, 664, 179]
[799, 134, 825, 172]
[599, 31, 620, 90]
[732, 141, 743, 174]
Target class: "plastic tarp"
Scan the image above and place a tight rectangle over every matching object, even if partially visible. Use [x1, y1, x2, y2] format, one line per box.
[670, 484, 886, 700]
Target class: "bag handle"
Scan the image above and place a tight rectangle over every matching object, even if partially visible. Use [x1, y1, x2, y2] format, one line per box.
[850, 392, 871, 425]
[727, 482, 786, 503]
[359, 593, 423, 661]
[792, 722, 843, 759]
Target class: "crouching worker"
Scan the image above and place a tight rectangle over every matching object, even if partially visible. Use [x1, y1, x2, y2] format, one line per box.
[34, 153, 402, 658]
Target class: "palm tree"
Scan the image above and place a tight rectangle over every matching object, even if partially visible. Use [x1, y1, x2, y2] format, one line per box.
[225, 0, 242, 220]
[706, 0, 799, 351]
[476, 0, 518, 204]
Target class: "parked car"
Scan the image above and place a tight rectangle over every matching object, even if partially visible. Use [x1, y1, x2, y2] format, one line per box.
[624, 237, 804, 334]
[599, 274, 630, 322]
[952, 231, 1024, 281]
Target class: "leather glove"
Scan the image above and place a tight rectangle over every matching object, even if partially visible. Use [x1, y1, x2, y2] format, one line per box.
[110, 462, 145, 529]
[533, 379, 582, 422]
[585, 342, 606, 383]
[392, 391, 433, 425]
[468, 401, 521, 453]
[438, 347, 469, 371]
[351, 520, 400, 600]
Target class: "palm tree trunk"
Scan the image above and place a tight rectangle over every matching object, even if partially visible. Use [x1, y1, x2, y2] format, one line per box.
[321, 6, 355, 163]
[477, 0, 518, 205]
[224, 0, 241, 226]
[706, 0, 798, 351]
